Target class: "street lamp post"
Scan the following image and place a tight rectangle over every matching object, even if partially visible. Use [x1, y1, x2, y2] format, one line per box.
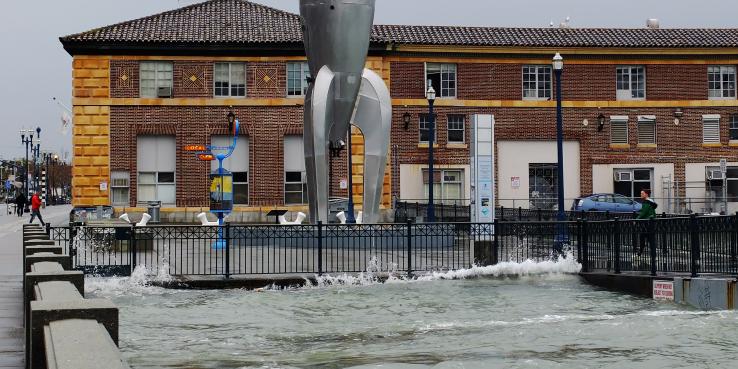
[426, 82, 436, 222]
[553, 53, 565, 223]
[20, 130, 34, 211]
[33, 127, 41, 194]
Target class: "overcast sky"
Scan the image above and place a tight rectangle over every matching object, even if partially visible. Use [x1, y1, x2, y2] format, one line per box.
[0, 0, 736, 160]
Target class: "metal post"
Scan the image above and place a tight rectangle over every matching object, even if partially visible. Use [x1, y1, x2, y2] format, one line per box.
[576, 219, 582, 264]
[427, 99, 436, 222]
[649, 218, 657, 276]
[317, 221, 323, 276]
[555, 67, 565, 223]
[492, 218, 499, 265]
[732, 212, 738, 273]
[690, 214, 700, 277]
[582, 219, 589, 273]
[225, 222, 231, 279]
[406, 220, 413, 276]
[614, 217, 621, 274]
[130, 226, 137, 274]
[45, 223, 50, 236]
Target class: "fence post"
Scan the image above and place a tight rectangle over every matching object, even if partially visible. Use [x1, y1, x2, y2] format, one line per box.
[518, 207, 522, 221]
[649, 218, 657, 276]
[45, 222, 51, 236]
[406, 220, 412, 277]
[317, 221, 323, 276]
[575, 219, 582, 264]
[500, 206, 505, 221]
[130, 225, 137, 274]
[225, 222, 231, 279]
[492, 218, 499, 265]
[690, 214, 700, 278]
[537, 208, 542, 222]
[582, 219, 589, 273]
[613, 217, 621, 274]
[732, 212, 738, 274]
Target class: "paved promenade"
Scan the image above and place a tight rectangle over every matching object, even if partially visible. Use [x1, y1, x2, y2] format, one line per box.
[0, 206, 70, 369]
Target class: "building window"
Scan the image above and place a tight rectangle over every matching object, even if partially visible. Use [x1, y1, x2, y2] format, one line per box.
[447, 115, 465, 143]
[614, 168, 653, 199]
[703, 115, 721, 144]
[616, 66, 646, 100]
[708, 66, 736, 100]
[730, 115, 738, 141]
[706, 166, 738, 205]
[287, 62, 311, 97]
[140, 62, 173, 98]
[111, 171, 130, 206]
[426, 63, 456, 98]
[137, 136, 176, 206]
[214, 63, 246, 97]
[423, 169, 463, 205]
[419, 114, 437, 143]
[610, 117, 629, 145]
[211, 136, 249, 205]
[522, 65, 552, 100]
[284, 135, 308, 205]
[637, 116, 656, 145]
[529, 163, 558, 210]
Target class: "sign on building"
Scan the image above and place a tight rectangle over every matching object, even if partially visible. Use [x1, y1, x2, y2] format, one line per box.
[471, 115, 495, 224]
[653, 280, 674, 301]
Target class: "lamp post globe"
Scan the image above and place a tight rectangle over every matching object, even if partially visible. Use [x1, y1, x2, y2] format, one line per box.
[426, 82, 436, 222]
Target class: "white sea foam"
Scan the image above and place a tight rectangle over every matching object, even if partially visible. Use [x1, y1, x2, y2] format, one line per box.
[85, 264, 173, 297]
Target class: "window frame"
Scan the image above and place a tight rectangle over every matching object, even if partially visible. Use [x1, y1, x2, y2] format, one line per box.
[286, 62, 311, 97]
[213, 62, 246, 98]
[284, 171, 308, 205]
[708, 65, 737, 100]
[422, 168, 464, 205]
[703, 114, 722, 144]
[615, 65, 646, 100]
[522, 65, 552, 101]
[637, 116, 656, 145]
[730, 115, 738, 142]
[140, 61, 173, 98]
[614, 168, 653, 200]
[110, 171, 130, 207]
[447, 114, 466, 144]
[137, 171, 176, 206]
[610, 116, 629, 145]
[419, 114, 438, 144]
[425, 63, 457, 98]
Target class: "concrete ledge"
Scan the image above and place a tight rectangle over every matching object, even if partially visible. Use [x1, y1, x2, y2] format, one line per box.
[25, 270, 84, 303]
[579, 272, 674, 298]
[25, 253, 71, 273]
[674, 277, 738, 310]
[30, 299, 118, 369]
[44, 319, 130, 369]
[23, 239, 55, 249]
[25, 245, 63, 257]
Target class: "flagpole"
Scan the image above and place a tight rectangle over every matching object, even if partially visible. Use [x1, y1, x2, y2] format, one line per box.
[52, 97, 73, 114]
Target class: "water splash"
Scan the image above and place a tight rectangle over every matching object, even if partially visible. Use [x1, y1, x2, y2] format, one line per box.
[85, 264, 173, 297]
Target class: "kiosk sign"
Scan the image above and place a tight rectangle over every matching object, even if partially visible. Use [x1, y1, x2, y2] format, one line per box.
[653, 280, 674, 301]
[210, 171, 234, 212]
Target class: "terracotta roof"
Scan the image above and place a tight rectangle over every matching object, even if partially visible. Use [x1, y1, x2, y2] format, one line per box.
[60, 0, 738, 49]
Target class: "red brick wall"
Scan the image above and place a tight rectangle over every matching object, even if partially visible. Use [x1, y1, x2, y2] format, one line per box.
[173, 61, 213, 98]
[110, 60, 139, 98]
[247, 62, 287, 99]
[390, 62, 425, 99]
[558, 64, 615, 101]
[647, 65, 708, 100]
[458, 63, 521, 100]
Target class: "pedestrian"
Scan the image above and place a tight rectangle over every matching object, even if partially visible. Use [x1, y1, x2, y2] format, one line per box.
[15, 191, 26, 217]
[29, 191, 45, 226]
[636, 189, 657, 256]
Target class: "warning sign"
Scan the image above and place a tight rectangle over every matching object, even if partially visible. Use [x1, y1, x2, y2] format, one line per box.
[653, 280, 674, 301]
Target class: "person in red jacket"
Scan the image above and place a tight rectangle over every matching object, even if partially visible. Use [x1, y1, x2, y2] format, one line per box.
[29, 191, 45, 226]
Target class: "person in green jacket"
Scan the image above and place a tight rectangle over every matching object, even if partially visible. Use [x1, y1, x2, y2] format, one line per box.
[637, 189, 658, 256]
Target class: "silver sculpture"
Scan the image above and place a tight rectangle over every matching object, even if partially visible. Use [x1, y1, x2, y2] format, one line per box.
[300, 0, 392, 224]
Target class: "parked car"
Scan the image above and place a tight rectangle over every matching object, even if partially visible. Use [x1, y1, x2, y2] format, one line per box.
[571, 193, 642, 213]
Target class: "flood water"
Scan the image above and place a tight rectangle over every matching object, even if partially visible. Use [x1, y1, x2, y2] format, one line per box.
[88, 259, 738, 369]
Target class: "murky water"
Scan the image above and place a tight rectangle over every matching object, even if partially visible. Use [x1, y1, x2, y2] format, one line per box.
[88, 260, 738, 369]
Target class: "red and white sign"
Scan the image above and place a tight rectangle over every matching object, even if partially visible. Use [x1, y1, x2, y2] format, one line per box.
[653, 280, 674, 301]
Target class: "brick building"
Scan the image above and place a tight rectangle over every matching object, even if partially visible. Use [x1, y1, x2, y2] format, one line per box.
[60, 0, 738, 221]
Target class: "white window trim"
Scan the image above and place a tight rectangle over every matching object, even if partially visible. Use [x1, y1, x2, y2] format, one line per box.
[213, 62, 247, 98]
[616, 65, 646, 101]
[521, 65, 552, 101]
[110, 171, 130, 206]
[140, 61, 173, 98]
[286, 61, 310, 98]
[708, 65, 737, 101]
[424, 62, 457, 99]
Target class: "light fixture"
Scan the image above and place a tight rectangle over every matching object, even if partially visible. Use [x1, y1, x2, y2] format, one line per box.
[552, 53, 564, 71]
[403, 112, 412, 130]
[426, 80, 436, 101]
[597, 113, 606, 132]
[673, 108, 684, 118]
[226, 107, 236, 134]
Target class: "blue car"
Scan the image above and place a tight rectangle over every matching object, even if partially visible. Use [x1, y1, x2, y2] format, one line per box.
[571, 193, 642, 213]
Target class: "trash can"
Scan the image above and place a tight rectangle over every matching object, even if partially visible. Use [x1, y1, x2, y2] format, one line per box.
[147, 201, 161, 223]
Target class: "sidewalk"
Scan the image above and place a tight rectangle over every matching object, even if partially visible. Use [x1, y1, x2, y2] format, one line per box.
[0, 205, 71, 368]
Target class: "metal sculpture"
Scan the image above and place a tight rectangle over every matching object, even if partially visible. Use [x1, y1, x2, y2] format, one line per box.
[300, 0, 392, 224]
